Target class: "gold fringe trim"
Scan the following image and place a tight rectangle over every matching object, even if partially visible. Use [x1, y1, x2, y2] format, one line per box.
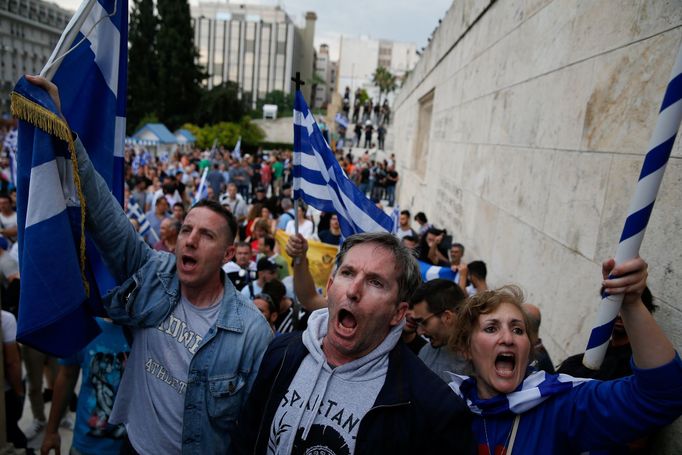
[10, 92, 90, 298]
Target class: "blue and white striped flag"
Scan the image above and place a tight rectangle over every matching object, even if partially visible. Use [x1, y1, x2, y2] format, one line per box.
[10, 0, 128, 356]
[194, 166, 209, 204]
[419, 260, 457, 282]
[390, 205, 400, 235]
[126, 197, 155, 241]
[293, 91, 394, 237]
[448, 370, 590, 416]
[232, 137, 242, 160]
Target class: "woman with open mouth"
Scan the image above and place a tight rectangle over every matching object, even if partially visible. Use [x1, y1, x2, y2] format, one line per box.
[448, 257, 682, 454]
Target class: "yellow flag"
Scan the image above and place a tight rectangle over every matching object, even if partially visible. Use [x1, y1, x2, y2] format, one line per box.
[275, 230, 339, 295]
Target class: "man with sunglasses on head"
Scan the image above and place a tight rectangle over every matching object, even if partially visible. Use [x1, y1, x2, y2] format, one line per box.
[410, 279, 472, 382]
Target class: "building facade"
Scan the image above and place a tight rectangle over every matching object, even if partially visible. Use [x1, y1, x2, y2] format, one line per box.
[391, 1, 682, 450]
[0, 0, 72, 115]
[313, 43, 336, 109]
[191, 1, 316, 106]
[336, 35, 418, 105]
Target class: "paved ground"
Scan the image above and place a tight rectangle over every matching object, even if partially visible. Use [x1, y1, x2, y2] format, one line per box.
[17, 387, 75, 454]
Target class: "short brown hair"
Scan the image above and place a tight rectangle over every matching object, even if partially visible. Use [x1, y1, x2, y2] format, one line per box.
[335, 232, 421, 304]
[191, 199, 237, 244]
[450, 285, 537, 360]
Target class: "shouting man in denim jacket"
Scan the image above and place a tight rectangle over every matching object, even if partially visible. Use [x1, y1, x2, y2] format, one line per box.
[27, 75, 272, 455]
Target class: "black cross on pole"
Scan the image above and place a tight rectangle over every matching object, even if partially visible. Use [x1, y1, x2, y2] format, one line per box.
[291, 71, 305, 92]
[290, 71, 305, 246]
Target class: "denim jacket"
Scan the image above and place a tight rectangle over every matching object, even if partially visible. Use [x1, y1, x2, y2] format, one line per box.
[75, 138, 272, 454]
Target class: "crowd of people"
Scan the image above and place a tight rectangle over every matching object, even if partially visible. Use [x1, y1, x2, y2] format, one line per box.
[0, 76, 679, 454]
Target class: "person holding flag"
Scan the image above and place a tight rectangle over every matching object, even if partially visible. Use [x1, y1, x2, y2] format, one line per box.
[233, 86, 474, 454]
[24, 76, 271, 454]
[12, 0, 130, 357]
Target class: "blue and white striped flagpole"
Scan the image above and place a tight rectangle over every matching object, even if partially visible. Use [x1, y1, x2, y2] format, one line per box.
[583, 41, 682, 370]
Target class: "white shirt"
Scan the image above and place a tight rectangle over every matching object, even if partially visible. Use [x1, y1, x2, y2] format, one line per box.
[285, 219, 314, 239]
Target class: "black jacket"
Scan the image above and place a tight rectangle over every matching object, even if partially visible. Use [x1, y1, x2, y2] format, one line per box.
[233, 332, 474, 454]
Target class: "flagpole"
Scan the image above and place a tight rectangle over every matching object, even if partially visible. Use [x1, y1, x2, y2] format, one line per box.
[583, 41, 682, 370]
[292, 72, 305, 264]
[41, 0, 98, 79]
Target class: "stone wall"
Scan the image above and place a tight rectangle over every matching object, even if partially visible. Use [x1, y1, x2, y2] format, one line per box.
[390, 0, 682, 449]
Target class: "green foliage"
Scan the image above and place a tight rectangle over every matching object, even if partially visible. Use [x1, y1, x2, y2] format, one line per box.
[250, 90, 294, 118]
[181, 119, 265, 150]
[309, 73, 326, 87]
[239, 116, 266, 146]
[134, 112, 160, 134]
[127, 0, 159, 135]
[196, 82, 247, 125]
[260, 141, 294, 150]
[372, 66, 398, 103]
[156, 0, 205, 129]
[355, 88, 370, 106]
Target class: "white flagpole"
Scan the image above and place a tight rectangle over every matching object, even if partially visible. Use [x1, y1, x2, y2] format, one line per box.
[41, 0, 99, 79]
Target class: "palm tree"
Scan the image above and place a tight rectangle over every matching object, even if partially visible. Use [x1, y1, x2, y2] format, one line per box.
[372, 66, 397, 104]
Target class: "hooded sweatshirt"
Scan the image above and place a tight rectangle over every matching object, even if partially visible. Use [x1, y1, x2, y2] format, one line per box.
[267, 308, 404, 455]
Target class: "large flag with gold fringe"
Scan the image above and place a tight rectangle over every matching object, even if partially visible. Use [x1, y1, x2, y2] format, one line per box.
[10, 0, 128, 356]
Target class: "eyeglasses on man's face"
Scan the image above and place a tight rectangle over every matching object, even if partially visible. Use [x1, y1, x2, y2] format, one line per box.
[413, 310, 444, 328]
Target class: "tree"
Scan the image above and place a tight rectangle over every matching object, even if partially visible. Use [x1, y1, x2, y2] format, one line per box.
[253, 90, 294, 117]
[180, 119, 265, 150]
[156, 0, 205, 129]
[134, 113, 160, 135]
[355, 88, 370, 107]
[239, 116, 266, 146]
[127, 0, 158, 135]
[372, 66, 397, 104]
[196, 82, 247, 126]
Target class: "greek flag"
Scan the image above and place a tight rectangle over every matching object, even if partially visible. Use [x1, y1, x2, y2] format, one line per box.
[194, 166, 209, 204]
[11, 0, 128, 356]
[419, 260, 457, 282]
[126, 197, 156, 241]
[293, 91, 394, 237]
[390, 205, 400, 235]
[448, 370, 590, 416]
[232, 137, 242, 160]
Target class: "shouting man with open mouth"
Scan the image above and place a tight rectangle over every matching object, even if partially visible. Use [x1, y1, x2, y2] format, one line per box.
[233, 232, 475, 454]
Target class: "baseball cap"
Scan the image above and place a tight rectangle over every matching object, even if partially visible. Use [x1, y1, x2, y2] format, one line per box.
[257, 257, 280, 272]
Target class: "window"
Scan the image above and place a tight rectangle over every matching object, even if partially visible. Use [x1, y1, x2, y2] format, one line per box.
[413, 89, 434, 178]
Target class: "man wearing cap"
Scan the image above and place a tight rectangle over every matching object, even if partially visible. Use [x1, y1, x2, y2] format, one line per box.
[241, 257, 280, 300]
[250, 186, 268, 206]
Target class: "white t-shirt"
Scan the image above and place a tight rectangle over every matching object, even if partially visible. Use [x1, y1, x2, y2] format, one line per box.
[109, 295, 221, 454]
[2, 310, 17, 343]
[0, 212, 17, 242]
[285, 219, 314, 239]
[2, 310, 17, 392]
[396, 227, 415, 240]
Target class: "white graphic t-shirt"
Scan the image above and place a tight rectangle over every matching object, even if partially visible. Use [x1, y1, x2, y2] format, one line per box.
[109, 295, 221, 454]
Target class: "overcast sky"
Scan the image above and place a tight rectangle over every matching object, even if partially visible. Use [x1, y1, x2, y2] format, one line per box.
[51, 0, 453, 60]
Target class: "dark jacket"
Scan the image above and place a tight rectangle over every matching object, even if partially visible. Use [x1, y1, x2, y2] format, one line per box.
[233, 332, 474, 454]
